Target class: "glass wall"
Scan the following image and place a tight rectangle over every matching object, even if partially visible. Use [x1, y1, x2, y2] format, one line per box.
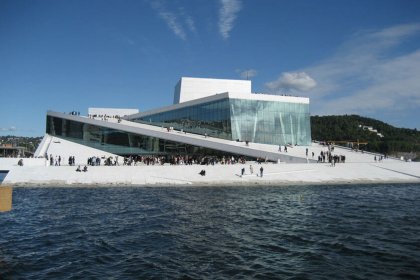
[229, 99, 311, 146]
[134, 97, 311, 146]
[46, 116, 237, 157]
[134, 99, 232, 139]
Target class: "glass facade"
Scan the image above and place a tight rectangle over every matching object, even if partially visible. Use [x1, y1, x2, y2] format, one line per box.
[135, 99, 232, 140]
[134, 97, 311, 146]
[46, 116, 242, 157]
[230, 99, 311, 146]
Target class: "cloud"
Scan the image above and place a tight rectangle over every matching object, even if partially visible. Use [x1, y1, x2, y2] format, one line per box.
[317, 49, 420, 115]
[0, 126, 16, 132]
[310, 23, 420, 116]
[237, 69, 257, 79]
[178, 7, 196, 34]
[150, 0, 242, 41]
[265, 23, 420, 127]
[265, 72, 317, 92]
[185, 16, 196, 33]
[219, 0, 242, 39]
[150, 0, 187, 40]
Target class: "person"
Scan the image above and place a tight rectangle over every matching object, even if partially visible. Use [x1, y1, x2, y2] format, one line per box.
[241, 167, 245, 177]
[249, 165, 253, 174]
[260, 166, 264, 177]
[18, 159, 23, 166]
[245, 140, 249, 146]
[76, 165, 81, 172]
[278, 145, 281, 152]
[83, 165, 88, 172]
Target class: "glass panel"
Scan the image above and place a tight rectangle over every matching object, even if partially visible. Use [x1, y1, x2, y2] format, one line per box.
[130, 97, 311, 146]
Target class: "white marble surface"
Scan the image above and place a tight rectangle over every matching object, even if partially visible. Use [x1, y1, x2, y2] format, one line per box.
[2, 135, 418, 187]
[2, 160, 419, 187]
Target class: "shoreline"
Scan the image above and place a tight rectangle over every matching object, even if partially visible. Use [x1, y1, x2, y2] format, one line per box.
[6, 179, 420, 188]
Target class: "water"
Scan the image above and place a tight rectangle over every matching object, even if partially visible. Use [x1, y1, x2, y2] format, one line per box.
[0, 184, 419, 279]
[0, 171, 8, 183]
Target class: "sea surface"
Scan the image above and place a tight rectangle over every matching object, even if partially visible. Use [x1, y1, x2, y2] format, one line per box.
[0, 171, 7, 183]
[0, 184, 419, 279]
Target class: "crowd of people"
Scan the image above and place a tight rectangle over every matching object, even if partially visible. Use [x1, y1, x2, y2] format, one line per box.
[316, 150, 346, 165]
[45, 153, 256, 167]
[47, 154, 62, 166]
[119, 155, 249, 166]
[46, 140, 393, 171]
[87, 114, 122, 122]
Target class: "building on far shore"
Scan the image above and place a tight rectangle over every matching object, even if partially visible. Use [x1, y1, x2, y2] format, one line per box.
[0, 145, 30, 158]
[36, 77, 312, 163]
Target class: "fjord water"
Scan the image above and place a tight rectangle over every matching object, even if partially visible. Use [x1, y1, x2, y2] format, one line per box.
[0, 171, 7, 183]
[1, 184, 419, 279]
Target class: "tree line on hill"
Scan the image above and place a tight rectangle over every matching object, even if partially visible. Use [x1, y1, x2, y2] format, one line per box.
[311, 115, 420, 158]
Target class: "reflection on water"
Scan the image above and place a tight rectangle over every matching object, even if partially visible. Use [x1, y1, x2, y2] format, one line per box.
[0, 184, 419, 278]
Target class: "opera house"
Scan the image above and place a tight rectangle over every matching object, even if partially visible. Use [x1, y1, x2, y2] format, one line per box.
[36, 77, 312, 163]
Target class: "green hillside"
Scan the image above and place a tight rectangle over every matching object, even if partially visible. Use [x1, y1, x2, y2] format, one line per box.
[311, 115, 420, 156]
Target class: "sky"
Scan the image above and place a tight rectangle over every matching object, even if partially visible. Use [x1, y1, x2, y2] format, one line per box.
[1, 0, 420, 137]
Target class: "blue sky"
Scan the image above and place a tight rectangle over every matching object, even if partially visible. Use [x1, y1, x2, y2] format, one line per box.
[1, 0, 420, 136]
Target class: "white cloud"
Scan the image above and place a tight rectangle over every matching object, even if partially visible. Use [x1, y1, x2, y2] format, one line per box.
[238, 69, 257, 79]
[150, 0, 242, 41]
[219, 0, 242, 39]
[0, 126, 16, 131]
[265, 72, 317, 92]
[178, 7, 196, 34]
[185, 15, 196, 33]
[150, 0, 187, 40]
[311, 23, 420, 116]
[318, 49, 420, 115]
[266, 23, 420, 127]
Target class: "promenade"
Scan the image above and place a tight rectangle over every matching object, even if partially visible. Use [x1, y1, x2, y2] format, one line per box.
[2, 136, 419, 187]
[1, 159, 419, 187]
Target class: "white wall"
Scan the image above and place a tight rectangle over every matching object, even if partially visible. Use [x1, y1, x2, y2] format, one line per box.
[174, 77, 252, 104]
[35, 134, 121, 166]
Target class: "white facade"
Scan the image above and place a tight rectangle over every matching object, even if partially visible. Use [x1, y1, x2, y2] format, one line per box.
[173, 77, 252, 104]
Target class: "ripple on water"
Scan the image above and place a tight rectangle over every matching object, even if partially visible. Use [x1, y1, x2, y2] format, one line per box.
[0, 184, 420, 279]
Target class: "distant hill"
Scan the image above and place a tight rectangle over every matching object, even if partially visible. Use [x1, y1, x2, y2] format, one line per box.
[311, 115, 420, 157]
